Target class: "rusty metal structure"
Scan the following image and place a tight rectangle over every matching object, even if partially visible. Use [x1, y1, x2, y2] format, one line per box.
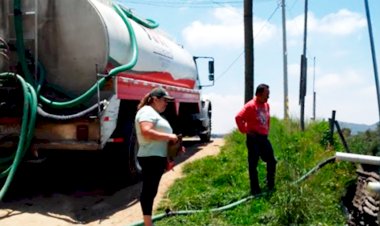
[348, 166, 380, 226]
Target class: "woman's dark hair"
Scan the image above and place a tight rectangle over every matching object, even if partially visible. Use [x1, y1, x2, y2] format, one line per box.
[137, 93, 154, 110]
[255, 83, 269, 96]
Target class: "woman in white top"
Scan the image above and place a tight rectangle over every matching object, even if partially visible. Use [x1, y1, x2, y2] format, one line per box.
[135, 86, 178, 226]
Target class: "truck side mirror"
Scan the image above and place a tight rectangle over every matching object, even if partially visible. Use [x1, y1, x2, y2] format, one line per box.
[194, 56, 215, 88]
[208, 61, 214, 81]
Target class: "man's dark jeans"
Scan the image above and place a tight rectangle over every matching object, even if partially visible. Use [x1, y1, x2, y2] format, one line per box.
[246, 133, 277, 194]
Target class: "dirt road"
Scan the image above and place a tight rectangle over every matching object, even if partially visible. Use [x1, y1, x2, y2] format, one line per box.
[0, 138, 224, 226]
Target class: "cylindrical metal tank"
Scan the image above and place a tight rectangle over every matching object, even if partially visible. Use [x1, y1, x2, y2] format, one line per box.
[2, 0, 197, 96]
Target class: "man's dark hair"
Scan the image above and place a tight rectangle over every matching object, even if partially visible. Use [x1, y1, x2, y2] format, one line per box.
[255, 84, 269, 96]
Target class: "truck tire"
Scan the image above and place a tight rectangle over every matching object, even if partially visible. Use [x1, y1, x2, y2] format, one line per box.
[121, 119, 142, 183]
[125, 121, 142, 180]
[103, 119, 141, 187]
[199, 100, 212, 142]
[199, 122, 211, 142]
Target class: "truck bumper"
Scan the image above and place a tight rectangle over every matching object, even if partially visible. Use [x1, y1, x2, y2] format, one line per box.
[0, 117, 101, 151]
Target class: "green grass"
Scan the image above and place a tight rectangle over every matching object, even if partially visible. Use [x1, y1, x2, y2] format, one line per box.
[154, 118, 356, 225]
[346, 125, 380, 156]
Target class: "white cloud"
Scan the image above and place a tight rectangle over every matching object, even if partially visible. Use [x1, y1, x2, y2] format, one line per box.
[182, 6, 276, 50]
[213, 7, 242, 25]
[287, 9, 366, 37]
[204, 72, 378, 135]
[288, 63, 301, 78]
[203, 93, 243, 134]
[316, 9, 367, 35]
[316, 70, 363, 92]
[305, 69, 378, 125]
[203, 92, 284, 134]
[182, 20, 243, 49]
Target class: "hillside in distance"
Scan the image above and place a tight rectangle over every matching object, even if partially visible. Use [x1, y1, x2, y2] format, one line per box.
[338, 121, 378, 135]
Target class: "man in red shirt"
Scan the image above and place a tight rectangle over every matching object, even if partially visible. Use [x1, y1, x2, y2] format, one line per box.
[235, 84, 277, 195]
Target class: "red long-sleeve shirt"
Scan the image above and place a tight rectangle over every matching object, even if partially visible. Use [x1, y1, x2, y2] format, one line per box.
[235, 97, 270, 135]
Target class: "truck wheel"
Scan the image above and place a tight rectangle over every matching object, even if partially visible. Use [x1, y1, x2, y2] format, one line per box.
[199, 101, 212, 142]
[125, 123, 142, 181]
[104, 120, 141, 187]
[122, 120, 142, 183]
[199, 125, 211, 142]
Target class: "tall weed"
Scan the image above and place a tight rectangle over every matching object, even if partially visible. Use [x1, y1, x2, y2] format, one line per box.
[156, 118, 356, 225]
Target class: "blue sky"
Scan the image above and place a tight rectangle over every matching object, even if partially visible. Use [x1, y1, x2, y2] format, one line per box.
[120, 0, 380, 134]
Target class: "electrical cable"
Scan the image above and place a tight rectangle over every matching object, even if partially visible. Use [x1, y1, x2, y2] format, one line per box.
[215, 2, 281, 81]
[126, 0, 275, 9]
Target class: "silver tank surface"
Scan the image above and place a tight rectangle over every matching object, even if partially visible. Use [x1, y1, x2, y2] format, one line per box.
[0, 0, 197, 96]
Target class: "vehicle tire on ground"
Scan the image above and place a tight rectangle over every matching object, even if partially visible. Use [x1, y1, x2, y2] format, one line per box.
[199, 100, 212, 142]
[102, 120, 141, 189]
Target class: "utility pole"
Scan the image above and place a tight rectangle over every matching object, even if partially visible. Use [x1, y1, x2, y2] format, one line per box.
[244, 0, 254, 103]
[299, 0, 308, 130]
[364, 0, 380, 122]
[312, 56, 316, 121]
[281, 0, 289, 120]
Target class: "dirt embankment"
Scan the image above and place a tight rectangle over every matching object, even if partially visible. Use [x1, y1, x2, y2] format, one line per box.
[0, 138, 224, 226]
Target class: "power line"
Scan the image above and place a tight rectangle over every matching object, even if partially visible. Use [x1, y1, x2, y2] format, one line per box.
[123, 0, 276, 9]
[215, 2, 281, 81]
[124, 0, 242, 8]
[121, 0, 281, 82]
[215, 52, 244, 81]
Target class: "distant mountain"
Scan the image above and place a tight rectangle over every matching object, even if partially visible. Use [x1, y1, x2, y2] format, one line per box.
[211, 134, 227, 138]
[337, 121, 378, 135]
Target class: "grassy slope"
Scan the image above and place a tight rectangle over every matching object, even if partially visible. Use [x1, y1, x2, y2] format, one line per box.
[155, 118, 356, 225]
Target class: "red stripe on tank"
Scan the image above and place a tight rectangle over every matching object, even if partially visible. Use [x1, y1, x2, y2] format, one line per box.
[105, 63, 195, 89]
[0, 117, 21, 124]
[116, 76, 200, 104]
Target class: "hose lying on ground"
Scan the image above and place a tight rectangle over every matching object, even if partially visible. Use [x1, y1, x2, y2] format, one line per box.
[126, 156, 337, 226]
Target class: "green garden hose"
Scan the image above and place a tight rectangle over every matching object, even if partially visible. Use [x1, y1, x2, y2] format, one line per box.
[119, 5, 159, 29]
[0, 73, 37, 200]
[127, 156, 337, 226]
[13, 0, 138, 109]
[0, 0, 140, 200]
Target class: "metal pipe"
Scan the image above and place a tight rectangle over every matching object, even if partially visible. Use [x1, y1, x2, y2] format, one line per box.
[367, 181, 380, 224]
[335, 152, 380, 165]
[367, 182, 380, 193]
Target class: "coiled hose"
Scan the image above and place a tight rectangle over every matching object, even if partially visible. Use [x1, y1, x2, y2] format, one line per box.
[0, 1, 142, 200]
[127, 156, 337, 226]
[0, 72, 37, 200]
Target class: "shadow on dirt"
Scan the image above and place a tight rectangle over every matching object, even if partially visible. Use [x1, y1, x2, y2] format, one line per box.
[0, 138, 217, 224]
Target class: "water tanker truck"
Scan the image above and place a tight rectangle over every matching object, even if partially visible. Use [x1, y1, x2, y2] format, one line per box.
[0, 0, 214, 199]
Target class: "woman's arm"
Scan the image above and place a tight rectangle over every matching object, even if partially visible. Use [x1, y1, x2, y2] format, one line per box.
[139, 121, 178, 142]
